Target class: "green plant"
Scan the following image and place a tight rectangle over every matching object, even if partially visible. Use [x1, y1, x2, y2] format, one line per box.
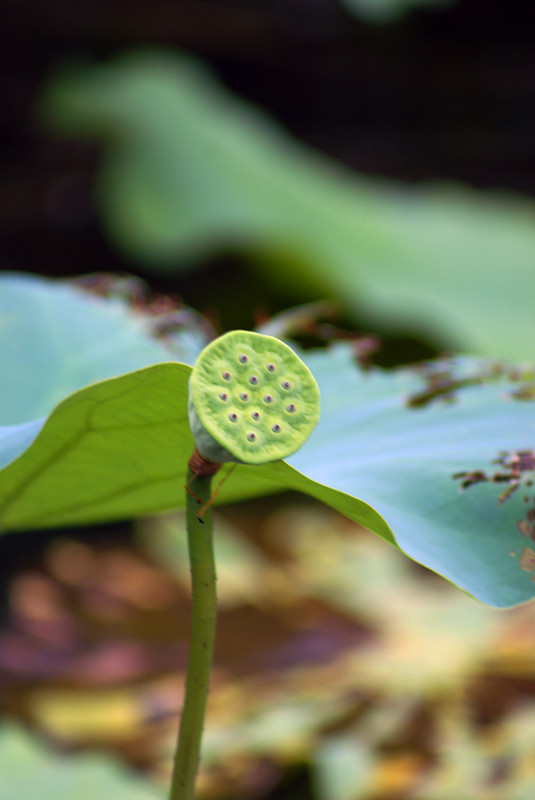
[2, 273, 535, 796]
[170, 331, 320, 799]
[2, 273, 534, 606]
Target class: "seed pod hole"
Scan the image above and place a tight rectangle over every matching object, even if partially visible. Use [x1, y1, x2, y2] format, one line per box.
[272, 423, 282, 433]
[281, 380, 291, 390]
[222, 371, 232, 381]
[239, 354, 248, 363]
[267, 363, 276, 372]
[263, 394, 273, 404]
[228, 412, 238, 423]
[247, 432, 257, 442]
[249, 375, 259, 385]
[286, 403, 296, 413]
[251, 411, 261, 420]
[239, 392, 249, 401]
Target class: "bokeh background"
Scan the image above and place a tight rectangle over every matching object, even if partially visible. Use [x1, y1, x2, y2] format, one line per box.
[3, 2, 535, 799]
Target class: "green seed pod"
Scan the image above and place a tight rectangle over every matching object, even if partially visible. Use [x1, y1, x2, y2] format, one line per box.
[188, 330, 320, 465]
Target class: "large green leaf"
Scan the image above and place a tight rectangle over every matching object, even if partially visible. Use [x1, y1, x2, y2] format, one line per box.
[2, 274, 534, 606]
[1, 289, 534, 606]
[41, 50, 535, 360]
[0, 724, 163, 800]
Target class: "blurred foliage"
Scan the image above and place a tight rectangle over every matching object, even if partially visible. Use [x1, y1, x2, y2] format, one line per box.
[0, 724, 163, 800]
[338, 0, 458, 24]
[3, 505, 535, 798]
[40, 49, 535, 361]
[2, 275, 535, 606]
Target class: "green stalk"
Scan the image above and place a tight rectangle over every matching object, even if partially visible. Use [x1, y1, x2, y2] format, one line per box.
[169, 469, 217, 800]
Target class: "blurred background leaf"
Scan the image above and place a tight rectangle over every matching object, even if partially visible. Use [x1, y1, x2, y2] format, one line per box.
[40, 49, 535, 361]
[0, 724, 163, 800]
[338, 0, 458, 24]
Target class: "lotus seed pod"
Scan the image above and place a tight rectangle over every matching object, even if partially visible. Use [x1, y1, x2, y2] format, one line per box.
[188, 330, 320, 465]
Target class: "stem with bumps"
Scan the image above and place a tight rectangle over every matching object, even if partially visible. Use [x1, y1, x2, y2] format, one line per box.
[169, 466, 218, 800]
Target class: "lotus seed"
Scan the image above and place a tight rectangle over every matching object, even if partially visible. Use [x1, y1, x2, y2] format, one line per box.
[189, 329, 320, 466]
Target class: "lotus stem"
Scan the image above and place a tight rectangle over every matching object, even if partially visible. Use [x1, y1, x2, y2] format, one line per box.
[169, 467, 217, 800]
